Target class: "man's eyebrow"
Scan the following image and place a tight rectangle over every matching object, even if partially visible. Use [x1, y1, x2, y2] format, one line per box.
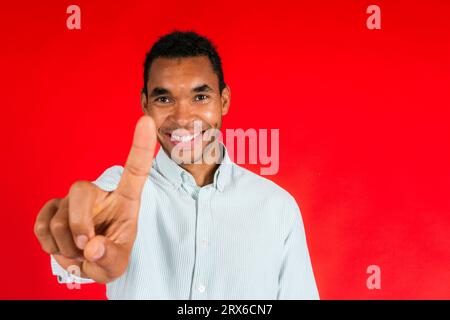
[192, 84, 213, 93]
[149, 87, 171, 97]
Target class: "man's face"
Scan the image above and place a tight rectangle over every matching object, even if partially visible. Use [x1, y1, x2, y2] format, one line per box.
[142, 56, 230, 164]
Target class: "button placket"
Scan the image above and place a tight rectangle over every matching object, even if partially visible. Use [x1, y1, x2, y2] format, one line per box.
[190, 187, 213, 299]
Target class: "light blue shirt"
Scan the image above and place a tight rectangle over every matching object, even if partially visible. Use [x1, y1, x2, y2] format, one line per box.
[51, 144, 319, 299]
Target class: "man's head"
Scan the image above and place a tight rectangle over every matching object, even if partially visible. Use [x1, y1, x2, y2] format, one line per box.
[141, 31, 231, 164]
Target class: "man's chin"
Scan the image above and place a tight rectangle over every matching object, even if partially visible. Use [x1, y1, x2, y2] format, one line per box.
[160, 143, 200, 165]
[162, 141, 221, 165]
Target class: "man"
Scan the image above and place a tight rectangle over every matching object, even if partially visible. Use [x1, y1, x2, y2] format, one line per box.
[34, 31, 319, 299]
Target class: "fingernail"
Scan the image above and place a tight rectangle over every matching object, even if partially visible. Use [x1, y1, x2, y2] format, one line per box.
[75, 235, 88, 250]
[92, 242, 105, 260]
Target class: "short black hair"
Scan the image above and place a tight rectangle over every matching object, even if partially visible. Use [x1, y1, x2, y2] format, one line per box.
[142, 30, 226, 96]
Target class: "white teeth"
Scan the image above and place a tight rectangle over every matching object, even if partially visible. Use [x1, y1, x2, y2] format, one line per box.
[171, 132, 201, 142]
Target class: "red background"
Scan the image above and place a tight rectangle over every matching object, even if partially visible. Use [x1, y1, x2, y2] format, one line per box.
[0, 0, 449, 299]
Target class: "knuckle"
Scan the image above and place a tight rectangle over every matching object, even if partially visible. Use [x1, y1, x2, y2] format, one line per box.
[34, 221, 49, 239]
[50, 218, 68, 236]
[69, 180, 92, 195]
[70, 180, 90, 190]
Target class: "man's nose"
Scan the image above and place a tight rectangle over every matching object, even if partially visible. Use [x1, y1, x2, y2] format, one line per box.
[170, 100, 196, 127]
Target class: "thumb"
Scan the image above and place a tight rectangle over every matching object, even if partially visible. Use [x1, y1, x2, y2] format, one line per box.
[82, 235, 130, 283]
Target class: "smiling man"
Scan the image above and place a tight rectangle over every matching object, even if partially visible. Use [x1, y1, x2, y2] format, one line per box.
[34, 31, 319, 299]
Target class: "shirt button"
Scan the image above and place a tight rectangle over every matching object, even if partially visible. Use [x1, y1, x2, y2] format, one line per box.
[201, 239, 209, 247]
[198, 285, 206, 293]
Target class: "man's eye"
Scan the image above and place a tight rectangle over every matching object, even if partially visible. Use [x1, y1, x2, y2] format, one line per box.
[155, 97, 171, 103]
[195, 94, 209, 101]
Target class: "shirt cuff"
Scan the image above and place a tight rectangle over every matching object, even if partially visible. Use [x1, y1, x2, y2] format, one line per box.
[50, 255, 95, 284]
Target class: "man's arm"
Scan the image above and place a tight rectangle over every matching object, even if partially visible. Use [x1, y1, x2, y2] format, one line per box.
[277, 196, 320, 299]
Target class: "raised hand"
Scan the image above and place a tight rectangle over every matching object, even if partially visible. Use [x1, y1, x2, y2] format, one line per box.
[34, 115, 156, 283]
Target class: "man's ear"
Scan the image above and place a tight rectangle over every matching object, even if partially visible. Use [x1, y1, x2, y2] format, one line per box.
[141, 91, 148, 114]
[221, 85, 231, 116]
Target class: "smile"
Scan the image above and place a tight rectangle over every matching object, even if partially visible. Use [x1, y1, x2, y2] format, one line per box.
[171, 131, 202, 142]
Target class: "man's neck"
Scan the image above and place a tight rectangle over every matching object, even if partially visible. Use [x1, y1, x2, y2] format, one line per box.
[179, 143, 223, 187]
[181, 161, 220, 187]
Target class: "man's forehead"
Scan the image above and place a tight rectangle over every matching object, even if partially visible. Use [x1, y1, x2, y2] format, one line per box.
[147, 56, 219, 91]
[149, 56, 214, 77]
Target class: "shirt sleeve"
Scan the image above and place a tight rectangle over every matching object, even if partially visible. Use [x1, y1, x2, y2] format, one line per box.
[277, 196, 320, 300]
[49, 166, 124, 284]
[50, 255, 95, 284]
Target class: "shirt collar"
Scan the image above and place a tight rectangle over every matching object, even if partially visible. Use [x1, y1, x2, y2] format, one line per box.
[154, 142, 232, 192]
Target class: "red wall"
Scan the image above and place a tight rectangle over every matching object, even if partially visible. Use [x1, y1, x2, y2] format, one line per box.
[1, 0, 449, 299]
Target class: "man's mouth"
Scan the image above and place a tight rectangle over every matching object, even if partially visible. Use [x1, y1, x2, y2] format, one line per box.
[170, 131, 202, 142]
[163, 129, 208, 147]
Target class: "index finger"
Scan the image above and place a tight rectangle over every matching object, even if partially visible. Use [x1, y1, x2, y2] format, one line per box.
[116, 115, 156, 201]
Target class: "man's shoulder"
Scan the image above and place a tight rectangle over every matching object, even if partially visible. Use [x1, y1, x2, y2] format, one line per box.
[229, 163, 297, 205]
[92, 165, 124, 191]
